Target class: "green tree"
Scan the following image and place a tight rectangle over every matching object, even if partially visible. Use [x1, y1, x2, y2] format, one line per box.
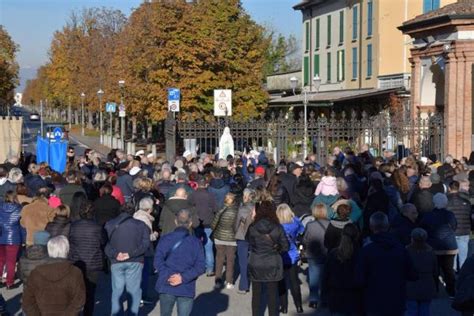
[0, 25, 19, 107]
[263, 31, 299, 77]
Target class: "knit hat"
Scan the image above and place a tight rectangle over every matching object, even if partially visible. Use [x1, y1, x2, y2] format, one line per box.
[255, 166, 265, 176]
[34, 231, 51, 246]
[433, 193, 448, 209]
[430, 173, 441, 184]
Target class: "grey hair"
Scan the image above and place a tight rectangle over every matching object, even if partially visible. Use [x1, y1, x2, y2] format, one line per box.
[47, 236, 70, 258]
[8, 167, 23, 183]
[445, 155, 453, 164]
[243, 188, 256, 203]
[176, 209, 192, 227]
[369, 211, 389, 233]
[139, 197, 154, 211]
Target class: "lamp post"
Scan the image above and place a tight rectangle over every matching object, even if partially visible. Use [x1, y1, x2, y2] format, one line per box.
[118, 80, 125, 150]
[80, 92, 85, 136]
[97, 89, 104, 144]
[290, 75, 322, 159]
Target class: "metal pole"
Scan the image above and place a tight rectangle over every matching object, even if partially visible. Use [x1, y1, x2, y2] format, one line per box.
[68, 97, 72, 130]
[303, 90, 308, 159]
[81, 96, 85, 136]
[99, 95, 103, 144]
[109, 112, 113, 147]
[120, 93, 124, 150]
[40, 99, 44, 137]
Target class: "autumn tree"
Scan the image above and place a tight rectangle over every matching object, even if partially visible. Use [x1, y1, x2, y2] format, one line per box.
[0, 25, 19, 108]
[263, 31, 299, 77]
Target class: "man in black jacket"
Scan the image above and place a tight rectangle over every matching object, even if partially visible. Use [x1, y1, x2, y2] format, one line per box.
[447, 181, 472, 270]
[280, 162, 303, 207]
[105, 205, 150, 316]
[93, 183, 121, 226]
[410, 176, 434, 215]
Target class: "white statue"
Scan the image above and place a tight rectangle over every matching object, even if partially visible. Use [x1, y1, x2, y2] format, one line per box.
[219, 126, 234, 159]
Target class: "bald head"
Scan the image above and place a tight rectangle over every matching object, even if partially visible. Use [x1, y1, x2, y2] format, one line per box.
[419, 176, 432, 189]
[174, 187, 188, 199]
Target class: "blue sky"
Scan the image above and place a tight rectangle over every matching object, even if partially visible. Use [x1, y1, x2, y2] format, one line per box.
[0, 0, 302, 89]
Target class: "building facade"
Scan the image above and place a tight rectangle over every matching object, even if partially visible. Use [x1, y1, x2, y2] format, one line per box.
[295, 0, 456, 93]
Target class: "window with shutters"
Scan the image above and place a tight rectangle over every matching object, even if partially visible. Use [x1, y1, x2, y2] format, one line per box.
[352, 5, 358, 40]
[339, 11, 344, 44]
[327, 15, 332, 47]
[304, 56, 309, 86]
[327, 52, 332, 82]
[367, 44, 373, 78]
[316, 19, 320, 50]
[352, 47, 358, 80]
[337, 50, 345, 82]
[367, 1, 373, 37]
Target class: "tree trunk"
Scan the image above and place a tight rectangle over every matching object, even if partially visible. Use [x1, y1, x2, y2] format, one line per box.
[132, 116, 137, 140]
[88, 110, 94, 129]
[74, 110, 79, 125]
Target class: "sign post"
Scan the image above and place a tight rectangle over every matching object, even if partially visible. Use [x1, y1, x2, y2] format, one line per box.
[166, 88, 180, 162]
[214, 90, 232, 151]
[53, 127, 62, 142]
[168, 88, 180, 113]
[106, 102, 116, 147]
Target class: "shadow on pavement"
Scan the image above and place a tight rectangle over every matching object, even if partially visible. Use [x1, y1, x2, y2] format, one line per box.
[191, 288, 229, 316]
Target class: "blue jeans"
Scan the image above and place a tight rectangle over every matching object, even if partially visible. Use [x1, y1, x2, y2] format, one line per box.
[111, 262, 144, 315]
[159, 293, 194, 316]
[237, 240, 249, 291]
[141, 256, 153, 299]
[197, 227, 214, 273]
[307, 259, 324, 303]
[455, 235, 470, 270]
[405, 300, 430, 316]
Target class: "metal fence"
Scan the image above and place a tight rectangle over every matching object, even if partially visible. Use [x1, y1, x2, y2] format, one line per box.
[176, 109, 444, 163]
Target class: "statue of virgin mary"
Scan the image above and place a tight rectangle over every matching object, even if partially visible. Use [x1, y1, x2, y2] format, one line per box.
[219, 126, 234, 159]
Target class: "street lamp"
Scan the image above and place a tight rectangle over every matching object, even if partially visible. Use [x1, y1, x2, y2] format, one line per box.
[118, 80, 125, 150]
[80, 92, 85, 136]
[97, 89, 104, 144]
[290, 75, 322, 159]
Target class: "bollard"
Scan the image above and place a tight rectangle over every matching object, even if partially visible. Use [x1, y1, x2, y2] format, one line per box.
[152, 144, 157, 157]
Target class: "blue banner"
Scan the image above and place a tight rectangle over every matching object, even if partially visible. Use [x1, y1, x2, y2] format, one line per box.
[36, 137, 68, 173]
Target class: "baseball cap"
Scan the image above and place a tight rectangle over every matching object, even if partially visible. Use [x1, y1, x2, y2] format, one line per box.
[255, 166, 265, 175]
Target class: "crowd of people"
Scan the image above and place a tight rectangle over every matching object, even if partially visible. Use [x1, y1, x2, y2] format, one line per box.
[0, 145, 474, 316]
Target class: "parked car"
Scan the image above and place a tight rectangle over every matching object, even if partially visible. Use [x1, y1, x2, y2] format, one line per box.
[29, 112, 40, 121]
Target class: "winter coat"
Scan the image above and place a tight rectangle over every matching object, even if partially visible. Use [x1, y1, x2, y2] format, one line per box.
[390, 214, 418, 246]
[59, 184, 86, 208]
[324, 219, 352, 252]
[22, 259, 86, 315]
[269, 185, 289, 207]
[420, 208, 458, 254]
[0, 178, 16, 202]
[159, 198, 199, 235]
[438, 163, 455, 183]
[410, 188, 434, 214]
[406, 245, 438, 301]
[454, 255, 474, 312]
[45, 216, 71, 238]
[156, 180, 175, 200]
[211, 205, 238, 242]
[93, 194, 121, 226]
[323, 249, 363, 314]
[154, 227, 205, 298]
[280, 172, 297, 206]
[167, 182, 195, 200]
[355, 232, 417, 316]
[280, 217, 304, 265]
[248, 177, 267, 191]
[363, 189, 390, 235]
[292, 178, 315, 217]
[0, 202, 22, 245]
[24, 174, 46, 197]
[18, 245, 50, 286]
[20, 199, 55, 245]
[302, 219, 329, 262]
[116, 170, 134, 198]
[69, 219, 106, 272]
[189, 189, 217, 228]
[315, 176, 338, 196]
[111, 185, 125, 205]
[234, 202, 254, 240]
[104, 213, 150, 264]
[447, 192, 472, 236]
[207, 178, 230, 209]
[247, 218, 289, 282]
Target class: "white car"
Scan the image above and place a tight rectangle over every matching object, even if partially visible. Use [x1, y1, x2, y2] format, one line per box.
[29, 112, 40, 121]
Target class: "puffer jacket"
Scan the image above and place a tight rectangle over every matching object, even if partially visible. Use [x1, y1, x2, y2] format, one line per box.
[208, 179, 230, 209]
[45, 216, 71, 238]
[234, 202, 254, 240]
[69, 219, 106, 272]
[303, 218, 329, 262]
[447, 192, 471, 236]
[0, 178, 16, 202]
[211, 205, 238, 242]
[0, 202, 23, 245]
[281, 217, 305, 265]
[18, 245, 50, 286]
[247, 218, 289, 282]
[420, 208, 458, 254]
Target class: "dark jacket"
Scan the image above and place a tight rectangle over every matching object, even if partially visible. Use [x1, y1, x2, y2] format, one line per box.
[211, 205, 238, 242]
[157, 180, 175, 200]
[0, 202, 22, 245]
[438, 163, 455, 183]
[18, 245, 50, 286]
[154, 227, 205, 298]
[234, 202, 254, 240]
[22, 259, 86, 315]
[406, 245, 438, 301]
[248, 177, 266, 190]
[280, 173, 297, 206]
[447, 192, 472, 236]
[159, 198, 198, 235]
[45, 216, 71, 238]
[69, 219, 106, 272]
[59, 184, 86, 207]
[292, 177, 315, 217]
[390, 214, 418, 246]
[324, 219, 351, 252]
[355, 232, 417, 316]
[93, 194, 121, 226]
[323, 249, 363, 314]
[0, 179, 16, 202]
[207, 178, 230, 209]
[302, 219, 329, 262]
[420, 208, 458, 254]
[104, 213, 150, 264]
[116, 170, 134, 198]
[24, 174, 46, 197]
[410, 188, 434, 214]
[247, 218, 289, 282]
[189, 188, 217, 228]
[269, 185, 289, 207]
[167, 182, 194, 200]
[454, 255, 474, 312]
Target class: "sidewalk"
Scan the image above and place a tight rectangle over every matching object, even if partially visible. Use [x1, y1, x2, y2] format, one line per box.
[68, 130, 111, 157]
